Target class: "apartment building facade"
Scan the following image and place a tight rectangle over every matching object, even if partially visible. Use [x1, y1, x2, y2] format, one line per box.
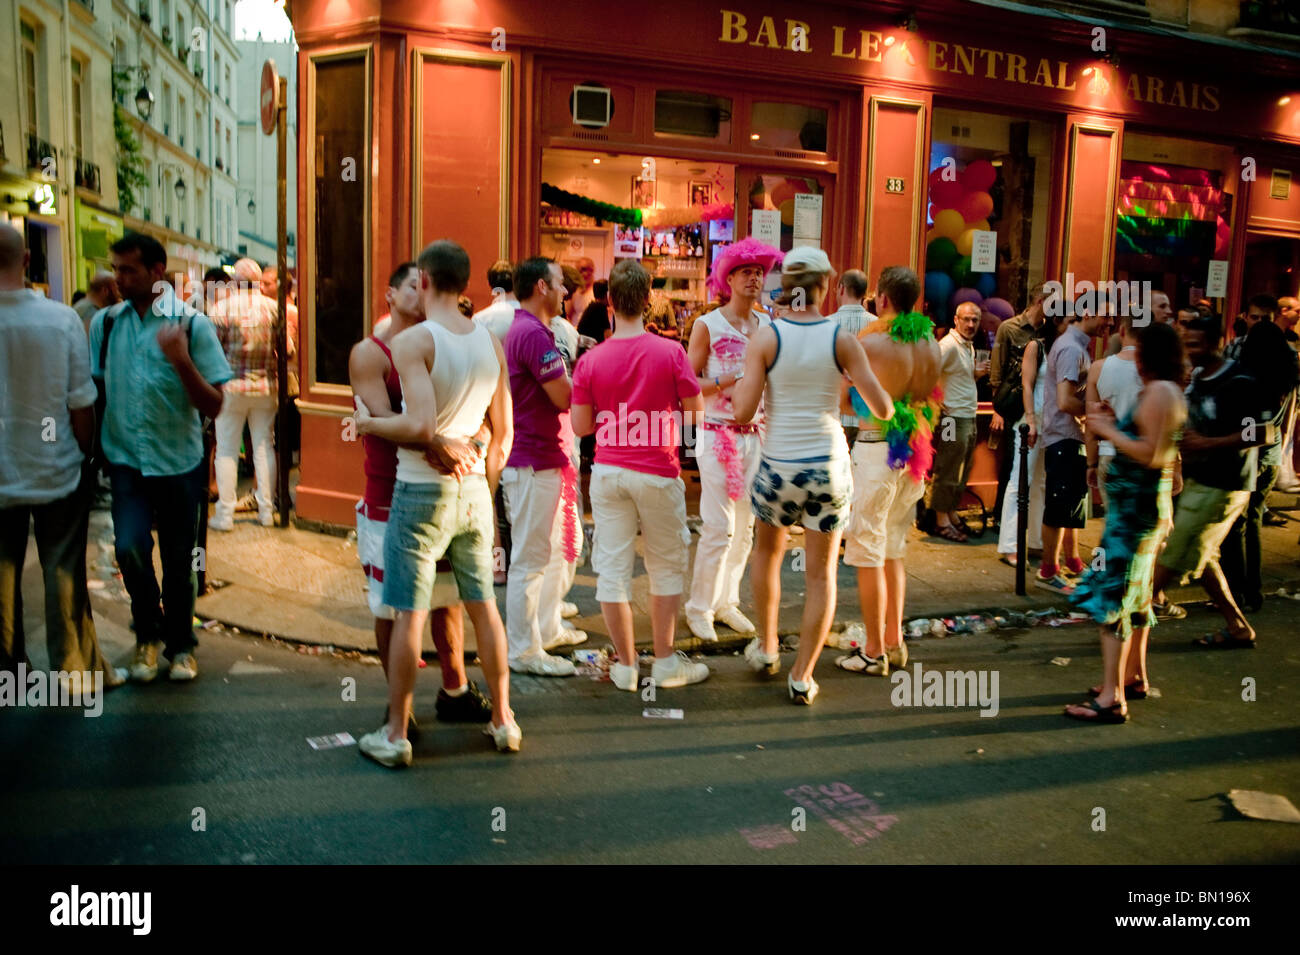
[236, 34, 296, 269]
[0, 0, 242, 301]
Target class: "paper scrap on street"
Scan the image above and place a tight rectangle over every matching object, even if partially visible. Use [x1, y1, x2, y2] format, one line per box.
[1227, 789, 1300, 823]
[1049, 657, 1071, 667]
[643, 708, 684, 720]
[307, 732, 356, 751]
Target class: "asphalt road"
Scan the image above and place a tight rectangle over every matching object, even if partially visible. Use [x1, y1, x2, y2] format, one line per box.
[2, 592, 1298, 865]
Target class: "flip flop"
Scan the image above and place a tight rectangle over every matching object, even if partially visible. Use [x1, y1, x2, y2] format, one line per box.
[998, 553, 1018, 567]
[1064, 699, 1129, 724]
[1192, 628, 1256, 650]
[933, 524, 967, 543]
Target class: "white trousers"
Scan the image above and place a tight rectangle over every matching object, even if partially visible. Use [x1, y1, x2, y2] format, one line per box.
[997, 420, 1045, 555]
[502, 466, 580, 661]
[685, 428, 761, 618]
[1276, 391, 1299, 491]
[589, 464, 690, 603]
[214, 392, 277, 524]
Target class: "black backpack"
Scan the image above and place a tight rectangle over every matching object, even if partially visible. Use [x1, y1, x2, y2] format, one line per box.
[992, 339, 1027, 423]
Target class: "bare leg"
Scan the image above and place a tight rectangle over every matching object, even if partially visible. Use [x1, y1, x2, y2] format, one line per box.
[1068, 627, 1129, 715]
[602, 601, 636, 667]
[462, 600, 512, 727]
[1062, 527, 1079, 565]
[789, 528, 842, 684]
[1040, 524, 1062, 573]
[375, 617, 394, 680]
[1127, 626, 1149, 686]
[650, 593, 679, 660]
[884, 557, 906, 650]
[856, 565, 886, 657]
[750, 522, 787, 657]
[431, 606, 466, 691]
[1199, 560, 1255, 638]
[386, 609, 428, 742]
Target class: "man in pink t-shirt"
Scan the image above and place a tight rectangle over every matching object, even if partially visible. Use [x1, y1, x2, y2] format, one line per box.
[571, 259, 707, 693]
[502, 258, 586, 677]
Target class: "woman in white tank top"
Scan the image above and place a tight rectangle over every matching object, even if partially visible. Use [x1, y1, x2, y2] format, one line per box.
[730, 248, 892, 707]
[1087, 315, 1144, 509]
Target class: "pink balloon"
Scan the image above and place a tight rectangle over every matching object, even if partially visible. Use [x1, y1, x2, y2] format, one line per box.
[962, 159, 997, 192]
[956, 191, 994, 224]
[929, 177, 964, 209]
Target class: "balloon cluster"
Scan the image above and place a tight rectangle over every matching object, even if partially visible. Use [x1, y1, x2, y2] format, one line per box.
[751, 176, 816, 227]
[924, 159, 1005, 324]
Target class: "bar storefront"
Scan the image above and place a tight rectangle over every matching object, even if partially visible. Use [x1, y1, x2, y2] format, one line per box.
[286, 0, 1300, 527]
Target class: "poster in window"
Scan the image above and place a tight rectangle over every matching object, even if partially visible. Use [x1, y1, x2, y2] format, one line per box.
[632, 177, 656, 209]
[690, 180, 711, 207]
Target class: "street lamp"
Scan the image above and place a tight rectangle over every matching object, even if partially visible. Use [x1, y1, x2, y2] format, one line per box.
[135, 84, 154, 121]
[158, 162, 187, 201]
[238, 189, 256, 215]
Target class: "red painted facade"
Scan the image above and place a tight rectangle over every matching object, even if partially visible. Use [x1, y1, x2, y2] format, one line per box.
[287, 0, 1300, 526]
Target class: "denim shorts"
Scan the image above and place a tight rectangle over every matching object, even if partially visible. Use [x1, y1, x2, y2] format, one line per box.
[382, 475, 495, 610]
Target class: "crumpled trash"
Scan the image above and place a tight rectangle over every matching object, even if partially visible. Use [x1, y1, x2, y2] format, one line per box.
[1227, 789, 1300, 823]
[1049, 656, 1071, 667]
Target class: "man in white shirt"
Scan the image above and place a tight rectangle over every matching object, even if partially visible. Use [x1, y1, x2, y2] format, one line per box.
[828, 269, 875, 441]
[0, 224, 125, 687]
[929, 301, 988, 541]
[472, 259, 520, 341]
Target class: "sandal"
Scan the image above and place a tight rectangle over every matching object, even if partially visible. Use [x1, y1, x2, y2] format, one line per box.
[1064, 699, 1129, 723]
[933, 523, 967, 543]
[1192, 628, 1256, 650]
[1088, 680, 1148, 700]
[953, 516, 975, 537]
[998, 553, 1018, 567]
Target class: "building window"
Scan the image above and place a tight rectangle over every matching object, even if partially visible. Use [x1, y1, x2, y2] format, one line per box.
[225, 129, 232, 175]
[163, 81, 173, 135]
[71, 58, 85, 155]
[178, 95, 186, 145]
[21, 21, 39, 138]
[749, 102, 828, 153]
[312, 54, 369, 386]
[654, 90, 732, 143]
[224, 65, 231, 104]
[927, 107, 1056, 328]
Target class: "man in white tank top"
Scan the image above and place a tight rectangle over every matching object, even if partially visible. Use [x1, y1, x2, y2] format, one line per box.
[732, 248, 893, 706]
[683, 237, 783, 643]
[353, 240, 520, 765]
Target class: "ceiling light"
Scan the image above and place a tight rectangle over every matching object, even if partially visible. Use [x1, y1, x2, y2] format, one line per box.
[1280, 96, 1293, 106]
[750, 133, 760, 140]
[592, 157, 601, 164]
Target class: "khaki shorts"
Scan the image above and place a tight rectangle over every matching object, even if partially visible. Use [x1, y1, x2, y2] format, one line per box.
[843, 441, 927, 568]
[1158, 480, 1250, 579]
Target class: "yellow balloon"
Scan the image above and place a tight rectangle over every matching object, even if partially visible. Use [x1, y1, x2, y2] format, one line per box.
[779, 198, 796, 227]
[956, 228, 977, 257]
[933, 209, 965, 240]
[968, 218, 990, 233]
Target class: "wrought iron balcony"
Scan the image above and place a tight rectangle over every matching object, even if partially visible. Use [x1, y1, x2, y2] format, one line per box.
[26, 134, 57, 176]
[75, 156, 101, 193]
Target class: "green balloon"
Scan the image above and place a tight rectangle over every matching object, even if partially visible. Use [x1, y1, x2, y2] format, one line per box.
[950, 255, 975, 288]
[926, 237, 959, 273]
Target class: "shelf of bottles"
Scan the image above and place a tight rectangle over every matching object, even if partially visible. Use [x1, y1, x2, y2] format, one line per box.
[540, 204, 600, 230]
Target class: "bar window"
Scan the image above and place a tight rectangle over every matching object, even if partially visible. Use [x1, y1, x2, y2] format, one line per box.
[750, 102, 827, 153]
[311, 55, 368, 387]
[654, 90, 732, 143]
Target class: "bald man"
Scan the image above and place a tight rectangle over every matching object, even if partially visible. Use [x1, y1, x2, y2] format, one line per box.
[0, 224, 125, 688]
[1105, 290, 1171, 356]
[74, 271, 120, 333]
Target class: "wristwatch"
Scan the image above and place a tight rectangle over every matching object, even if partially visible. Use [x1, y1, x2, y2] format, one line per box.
[471, 437, 487, 454]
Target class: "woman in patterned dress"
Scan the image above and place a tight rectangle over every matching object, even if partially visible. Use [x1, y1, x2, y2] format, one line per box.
[1066, 323, 1187, 724]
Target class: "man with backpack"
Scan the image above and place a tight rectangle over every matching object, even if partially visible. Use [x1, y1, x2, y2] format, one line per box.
[90, 233, 231, 684]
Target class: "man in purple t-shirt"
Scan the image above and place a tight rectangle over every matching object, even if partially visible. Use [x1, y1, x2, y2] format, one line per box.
[502, 257, 585, 676]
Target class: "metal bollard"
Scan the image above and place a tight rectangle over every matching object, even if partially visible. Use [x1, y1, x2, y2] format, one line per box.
[1015, 423, 1030, 596]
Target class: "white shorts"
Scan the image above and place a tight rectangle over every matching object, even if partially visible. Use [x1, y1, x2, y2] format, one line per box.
[843, 442, 926, 568]
[356, 501, 460, 618]
[589, 464, 690, 603]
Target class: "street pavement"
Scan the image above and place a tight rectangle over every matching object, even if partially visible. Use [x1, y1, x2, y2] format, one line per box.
[2, 566, 1298, 864]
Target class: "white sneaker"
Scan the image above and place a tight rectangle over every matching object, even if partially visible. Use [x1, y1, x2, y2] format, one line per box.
[788, 673, 820, 705]
[484, 719, 522, 752]
[610, 661, 639, 691]
[104, 666, 129, 689]
[209, 517, 233, 532]
[130, 643, 160, 683]
[886, 641, 908, 670]
[743, 637, 780, 675]
[560, 601, 580, 619]
[836, 648, 888, 676]
[258, 510, 274, 527]
[360, 727, 413, 768]
[715, 607, 756, 633]
[651, 651, 710, 688]
[169, 652, 198, 681]
[509, 651, 576, 677]
[543, 628, 588, 651]
[685, 610, 718, 642]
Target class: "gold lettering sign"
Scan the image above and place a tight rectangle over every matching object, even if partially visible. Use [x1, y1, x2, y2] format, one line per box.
[718, 9, 1220, 113]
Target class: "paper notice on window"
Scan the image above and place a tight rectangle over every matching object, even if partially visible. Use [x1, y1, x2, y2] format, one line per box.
[751, 209, 780, 247]
[793, 193, 823, 241]
[792, 236, 821, 250]
[1206, 260, 1228, 298]
[971, 231, 998, 272]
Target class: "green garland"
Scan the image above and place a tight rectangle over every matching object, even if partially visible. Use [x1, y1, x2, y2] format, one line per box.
[541, 183, 643, 228]
[888, 311, 935, 343]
